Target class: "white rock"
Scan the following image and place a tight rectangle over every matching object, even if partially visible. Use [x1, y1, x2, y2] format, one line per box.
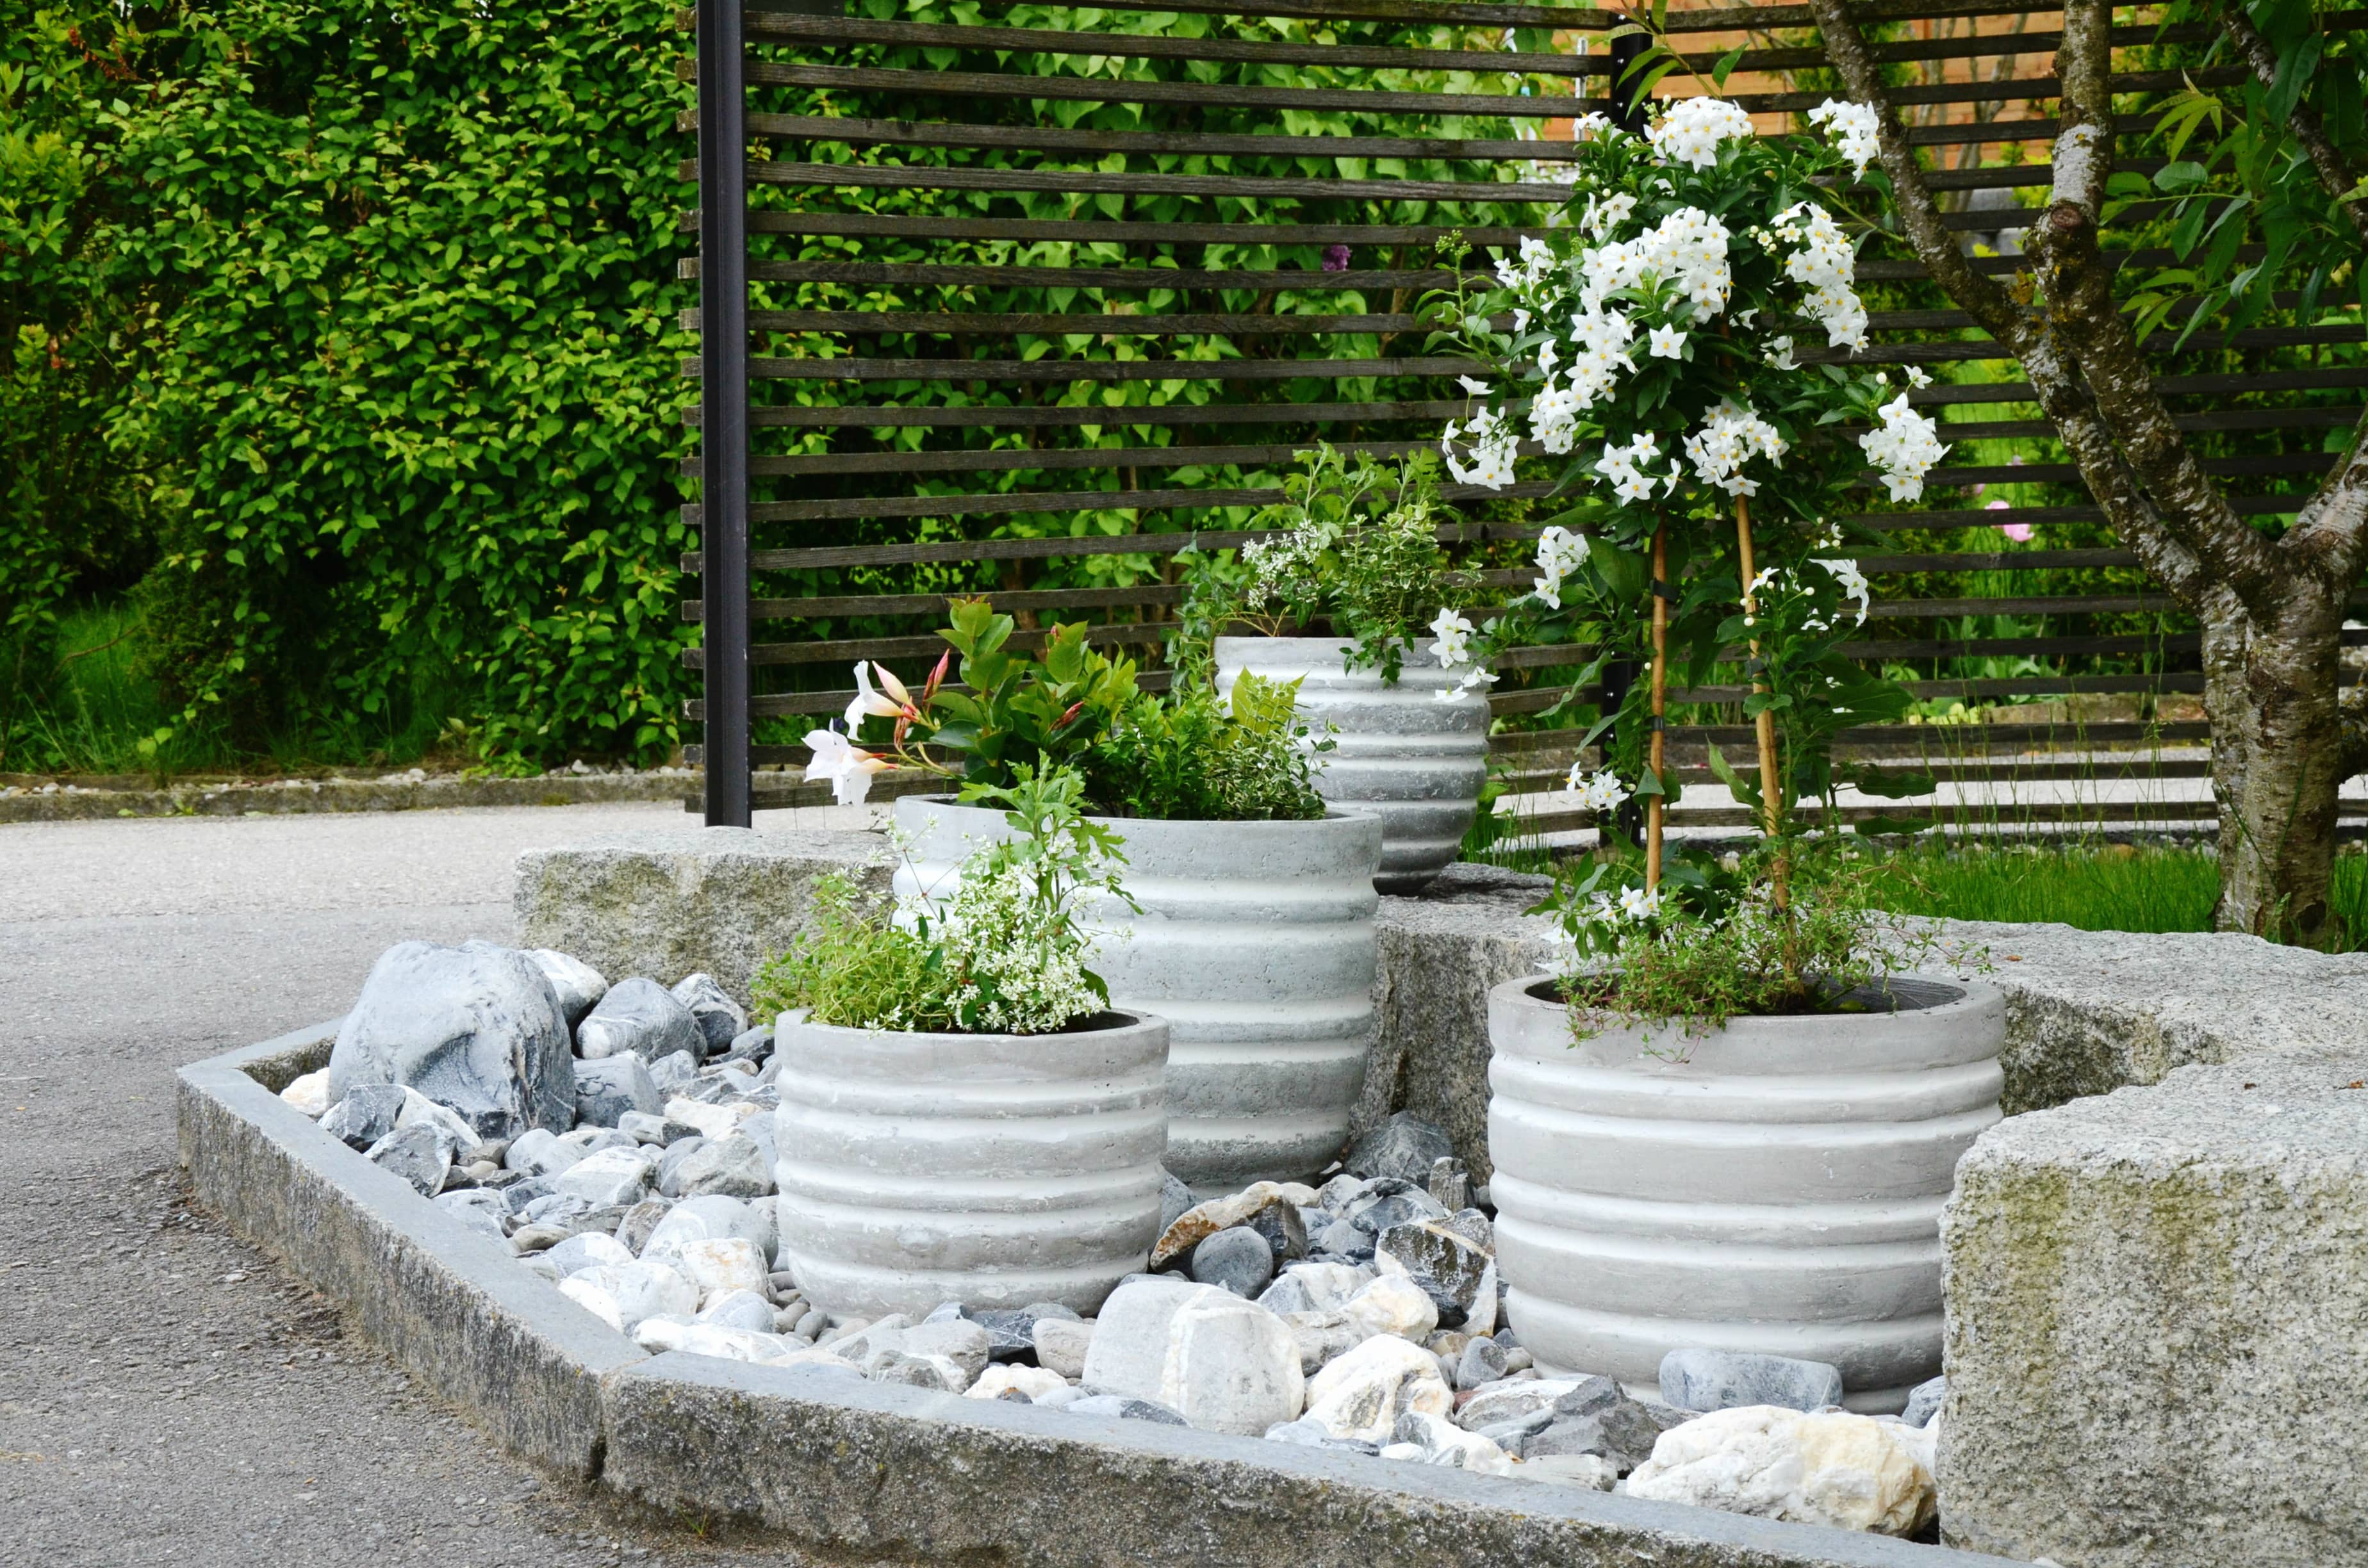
[1301, 1334, 1453, 1442]
[1343, 1273, 1438, 1342]
[1395, 1408, 1515, 1475]
[1033, 1316, 1094, 1379]
[562, 1259, 699, 1334]
[526, 947, 608, 1025]
[1454, 1377, 1585, 1432]
[1515, 1453, 1620, 1490]
[542, 1232, 635, 1278]
[899, 1319, 993, 1385]
[1625, 1405, 1936, 1537]
[966, 1365, 1072, 1402]
[280, 1069, 333, 1117]
[664, 1096, 763, 1142]
[1257, 1261, 1372, 1316]
[551, 1145, 656, 1207]
[1083, 1278, 1304, 1437]
[644, 1193, 773, 1262]
[632, 1315, 790, 1363]
[670, 1237, 769, 1304]
[762, 1345, 862, 1373]
[1463, 1258, 1499, 1337]
[504, 1127, 582, 1178]
[697, 1288, 778, 1334]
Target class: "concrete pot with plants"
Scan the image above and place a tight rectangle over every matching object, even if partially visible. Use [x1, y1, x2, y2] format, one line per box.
[1187, 447, 1495, 894]
[1419, 98, 2001, 1410]
[797, 598, 1381, 1196]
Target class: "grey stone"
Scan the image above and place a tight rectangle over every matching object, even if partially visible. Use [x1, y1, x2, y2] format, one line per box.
[512, 827, 889, 1007]
[1454, 1336, 1506, 1390]
[1343, 1111, 1454, 1185]
[434, 1187, 507, 1240]
[967, 1302, 1078, 1362]
[657, 1133, 769, 1200]
[1312, 1216, 1372, 1261]
[1032, 1316, 1094, 1379]
[1263, 1417, 1382, 1455]
[1158, 1170, 1196, 1232]
[1189, 1227, 1276, 1298]
[1426, 1156, 1472, 1212]
[618, 1111, 698, 1147]
[559, 1125, 637, 1156]
[504, 1128, 579, 1178]
[550, 1147, 655, 1208]
[1375, 1220, 1490, 1327]
[648, 1050, 700, 1096]
[1524, 1396, 1671, 1473]
[1316, 1173, 1369, 1213]
[1347, 1184, 1447, 1237]
[641, 1194, 773, 1264]
[543, 1232, 636, 1277]
[526, 948, 609, 1027]
[716, 1024, 773, 1066]
[670, 972, 747, 1054]
[1242, 1196, 1308, 1266]
[655, 1136, 709, 1192]
[576, 977, 706, 1065]
[328, 938, 575, 1141]
[365, 1122, 454, 1196]
[1659, 1349, 1845, 1415]
[319, 1082, 406, 1150]
[1066, 1394, 1189, 1427]
[1902, 1375, 1944, 1430]
[573, 1054, 661, 1129]
[898, 1320, 993, 1384]
[1942, 1052, 2368, 1567]
[698, 1289, 778, 1335]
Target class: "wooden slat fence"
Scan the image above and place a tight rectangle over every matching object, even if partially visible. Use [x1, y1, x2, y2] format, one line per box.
[678, 0, 2368, 837]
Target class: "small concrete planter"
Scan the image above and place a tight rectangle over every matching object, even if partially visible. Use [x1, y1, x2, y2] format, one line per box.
[1214, 635, 1490, 895]
[771, 1008, 1171, 1321]
[894, 796, 1381, 1193]
[1486, 973, 2005, 1412]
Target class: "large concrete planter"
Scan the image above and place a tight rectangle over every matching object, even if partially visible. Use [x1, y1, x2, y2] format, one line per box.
[1214, 635, 1490, 895]
[894, 797, 1381, 1193]
[771, 1008, 1171, 1320]
[1486, 972, 2005, 1412]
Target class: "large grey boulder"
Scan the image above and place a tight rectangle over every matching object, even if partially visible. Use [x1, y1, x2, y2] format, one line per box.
[574, 1054, 662, 1128]
[513, 828, 888, 1006]
[1942, 1051, 2368, 1566]
[526, 948, 608, 1027]
[577, 978, 706, 1064]
[327, 940, 574, 1141]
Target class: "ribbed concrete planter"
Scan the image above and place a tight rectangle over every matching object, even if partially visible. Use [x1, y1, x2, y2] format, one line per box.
[1486, 974, 2005, 1412]
[771, 1008, 1171, 1321]
[894, 797, 1381, 1193]
[1214, 635, 1490, 895]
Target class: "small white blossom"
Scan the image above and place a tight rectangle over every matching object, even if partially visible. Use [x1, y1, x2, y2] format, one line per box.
[1563, 767, 1632, 813]
[1647, 324, 1687, 359]
[803, 729, 889, 806]
[1616, 885, 1664, 920]
[1458, 375, 1490, 395]
[1531, 525, 1588, 608]
[1429, 607, 1475, 668]
[1647, 97, 1757, 170]
[1858, 394, 1949, 502]
[1808, 98, 1882, 179]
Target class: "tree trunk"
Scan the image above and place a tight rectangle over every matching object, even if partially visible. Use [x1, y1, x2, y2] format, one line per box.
[2205, 592, 2348, 945]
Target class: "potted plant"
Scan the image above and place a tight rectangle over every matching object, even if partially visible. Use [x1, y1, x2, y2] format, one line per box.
[1420, 90, 2004, 1410]
[755, 763, 1174, 1319]
[812, 598, 1384, 1195]
[1181, 445, 1493, 895]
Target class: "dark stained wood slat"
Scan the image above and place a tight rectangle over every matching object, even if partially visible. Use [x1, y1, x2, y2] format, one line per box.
[734, 159, 1577, 203]
[723, 354, 1487, 382]
[730, 213, 1537, 244]
[730, 308, 1427, 336]
[726, 397, 1483, 430]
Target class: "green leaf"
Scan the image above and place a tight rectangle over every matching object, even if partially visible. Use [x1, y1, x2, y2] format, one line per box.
[1705, 741, 1762, 809]
[1850, 767, 1939, 799]
[1855, 813, 1937, 837]
[1711, 44, 1747, 90]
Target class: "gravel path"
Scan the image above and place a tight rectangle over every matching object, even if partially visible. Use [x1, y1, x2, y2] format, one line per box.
[0, 805, 835, 1568]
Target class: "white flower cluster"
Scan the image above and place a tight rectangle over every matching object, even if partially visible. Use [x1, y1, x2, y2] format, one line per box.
[1427, 607, 1499, 702]
[1440, 405, 1518, 488]
[1563, 766, 1632, 813]
[1493, 233, 1558, 292]
[1808, 99, 1882, 179]
[1682, 401, 1788, 496]
[1818, 557, 1873, 625]
[1594, 430, 1682, 502]
[1858, 394, 1950, 501]
[1579, 190, 1637, 240]
[1647, 97, 1757, 170]
[1580, 884, 1664, 928]
[1531, 525, 1588, 608]
[1766, 202, 1868, 349]
[930, 861, 1106, 1037]
[1747, 558, 1872, 633]
[1579, 207, 1732, 316]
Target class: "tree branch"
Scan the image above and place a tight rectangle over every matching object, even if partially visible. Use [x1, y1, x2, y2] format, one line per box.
[2343, 684, 2368, 784]
[2283, 408, 2368, 587]
[2217, 1, 2368, 245]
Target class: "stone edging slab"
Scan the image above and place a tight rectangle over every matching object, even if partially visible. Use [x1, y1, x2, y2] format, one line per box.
[178, 1028, 2012, 1568]
[3, 770, 691, 824]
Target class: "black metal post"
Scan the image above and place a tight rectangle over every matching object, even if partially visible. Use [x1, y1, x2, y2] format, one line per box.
[1607, 28, 1652, 133]
[698, 0, 751, 828]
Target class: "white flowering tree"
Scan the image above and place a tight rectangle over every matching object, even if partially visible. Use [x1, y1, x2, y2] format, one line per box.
[1423, 95, 1953, 979]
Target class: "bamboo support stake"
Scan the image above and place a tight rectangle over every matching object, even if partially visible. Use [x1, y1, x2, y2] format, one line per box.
[1734, 495, 1787, 905]
[1645, 525, 1669, 892]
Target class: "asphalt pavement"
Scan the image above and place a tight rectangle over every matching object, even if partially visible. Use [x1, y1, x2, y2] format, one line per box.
[0, 804, 838, 1568]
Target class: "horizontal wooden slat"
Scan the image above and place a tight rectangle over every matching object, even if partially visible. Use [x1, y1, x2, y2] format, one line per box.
[725, 397, 1480, 430]
[723, 354, 1487, 382]
[733, 159, 1577, 204]
[730, 211, 1534, 244]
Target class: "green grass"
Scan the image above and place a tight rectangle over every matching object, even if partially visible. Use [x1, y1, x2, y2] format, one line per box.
[1859, 840, 2368, 947]
[6, 602, 465, 778]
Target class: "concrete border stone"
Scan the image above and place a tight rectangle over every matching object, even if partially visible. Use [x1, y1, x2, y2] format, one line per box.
[1, 770, 691, 822]
[177, 1021, 646, 1475]
[179, 1030, 2009, 1567]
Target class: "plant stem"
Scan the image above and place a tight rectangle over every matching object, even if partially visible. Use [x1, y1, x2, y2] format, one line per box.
[1733, 496, 1788, 913]
[1645, 524, 1668, 892]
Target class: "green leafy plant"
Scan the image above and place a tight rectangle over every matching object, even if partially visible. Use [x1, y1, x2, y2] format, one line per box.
[752, 763, 1128, 1035]
[1082, 673, 1328, 822]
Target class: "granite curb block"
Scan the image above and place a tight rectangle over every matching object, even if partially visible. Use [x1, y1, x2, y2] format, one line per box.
[176, 1020, 647, 1475]
[3, 771, 691, 824]
[177, 1031, 2009, 1568]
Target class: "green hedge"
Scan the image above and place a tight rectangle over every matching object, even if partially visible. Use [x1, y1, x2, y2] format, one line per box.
[1, 0, 695, 769]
